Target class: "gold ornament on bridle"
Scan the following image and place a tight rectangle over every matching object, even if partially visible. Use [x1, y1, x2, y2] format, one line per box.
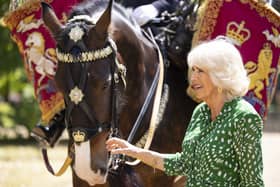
[72, 130, 86, 143]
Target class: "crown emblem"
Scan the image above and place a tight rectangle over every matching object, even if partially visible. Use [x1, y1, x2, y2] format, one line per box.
[226, 21, 251, 46]
[69, 26, 84, 42]
[72, 130, 86, 143]
[69, 86, 84, 105]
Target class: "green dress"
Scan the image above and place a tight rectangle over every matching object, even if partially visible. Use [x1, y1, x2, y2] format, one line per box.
[164, 97, 264, 187]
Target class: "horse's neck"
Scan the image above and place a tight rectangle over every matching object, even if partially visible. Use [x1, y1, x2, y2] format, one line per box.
[114, 28, 159, 134]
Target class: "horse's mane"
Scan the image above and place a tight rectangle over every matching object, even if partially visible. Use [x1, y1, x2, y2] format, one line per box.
[69, 0, 109, 18]
[68, 0, 141, 31]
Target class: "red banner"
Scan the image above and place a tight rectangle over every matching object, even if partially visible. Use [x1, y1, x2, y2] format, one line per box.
[3, 0, 82, 123]
[193, 0, 280, 119]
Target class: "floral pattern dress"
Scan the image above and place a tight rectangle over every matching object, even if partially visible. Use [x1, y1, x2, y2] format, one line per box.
[164, 97, 264, 187]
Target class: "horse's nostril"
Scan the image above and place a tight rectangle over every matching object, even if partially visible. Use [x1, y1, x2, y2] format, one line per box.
[100, 168, 107, 175]
[94, 168, 107, 176]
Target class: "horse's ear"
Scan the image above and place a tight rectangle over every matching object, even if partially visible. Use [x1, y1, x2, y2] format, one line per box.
[41, 2, 63, 36]
[93, 0, 113, 39]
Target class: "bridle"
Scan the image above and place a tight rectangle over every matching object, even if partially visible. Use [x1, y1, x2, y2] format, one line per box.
[42, 15, 163, 175]
[57, 39, 120, 144]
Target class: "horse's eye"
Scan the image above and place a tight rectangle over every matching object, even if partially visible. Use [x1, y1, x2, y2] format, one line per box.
[102, 81, 111, 90]
[102, 75, 112, 90]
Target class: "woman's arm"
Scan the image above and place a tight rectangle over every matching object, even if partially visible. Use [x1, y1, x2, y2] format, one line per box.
[234, 113, 264, 186]
[106, 137, 167, 170]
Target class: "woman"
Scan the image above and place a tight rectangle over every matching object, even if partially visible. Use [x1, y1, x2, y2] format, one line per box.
[106, 37, 264, 186]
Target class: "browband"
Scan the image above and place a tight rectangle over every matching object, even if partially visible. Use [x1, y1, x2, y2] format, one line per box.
[56, 45, 113, 63]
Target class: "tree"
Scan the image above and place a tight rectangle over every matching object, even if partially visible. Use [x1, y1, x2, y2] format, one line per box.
[0, 0, 40, 131]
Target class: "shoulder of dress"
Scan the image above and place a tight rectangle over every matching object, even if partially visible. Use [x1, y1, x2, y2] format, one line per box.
[234, 99, 260, 117]
[231, 103, 263, 133]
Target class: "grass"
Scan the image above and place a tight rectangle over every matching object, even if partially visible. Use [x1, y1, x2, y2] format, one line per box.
[0, 142, 73, 187]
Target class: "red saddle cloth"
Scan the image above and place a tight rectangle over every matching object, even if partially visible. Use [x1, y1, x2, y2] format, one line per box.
[3, 0, 83, 123]
[193, 0, 280, 119]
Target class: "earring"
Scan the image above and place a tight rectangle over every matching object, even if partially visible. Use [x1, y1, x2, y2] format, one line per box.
[218, 87, 223, 93]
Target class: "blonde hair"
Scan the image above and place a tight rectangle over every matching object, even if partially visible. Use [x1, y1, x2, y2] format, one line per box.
[187, 37, 249, 101]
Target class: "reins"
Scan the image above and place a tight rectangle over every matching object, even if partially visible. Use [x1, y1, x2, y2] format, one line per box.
[125, 30, 165, 166]
[42, 147, 74, 176]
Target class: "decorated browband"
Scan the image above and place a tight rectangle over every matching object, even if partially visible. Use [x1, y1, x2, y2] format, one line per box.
[56, 46, 113, 63]
[56, 15, 114, 63]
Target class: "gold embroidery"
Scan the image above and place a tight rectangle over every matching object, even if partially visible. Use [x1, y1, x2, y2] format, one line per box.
[245, 43, 276, 99]
[263, 27, 280, 48]
[193, 0, 280, 46]
[3, 0, 53, 30]
[40, 92, 65, 123]
[226, 21, 251, 46]
[25, 32, 57, 86]
[192, 0, 224, 46]
[16, 14, 43, 33]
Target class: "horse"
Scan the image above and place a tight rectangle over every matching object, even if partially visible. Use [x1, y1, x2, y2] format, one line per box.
[41, 0, 197, 186]
[25, 32, 57, 87]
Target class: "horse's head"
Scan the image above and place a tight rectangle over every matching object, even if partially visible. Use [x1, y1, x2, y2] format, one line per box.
[25, 32, 45, 49]
[41, 0, 128, 185]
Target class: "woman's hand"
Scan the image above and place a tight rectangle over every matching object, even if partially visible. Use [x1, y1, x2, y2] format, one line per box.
[106, 137, 165, 171]
[106, 137, 139, 157]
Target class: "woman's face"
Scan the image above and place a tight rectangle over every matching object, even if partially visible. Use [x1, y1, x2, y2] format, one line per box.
[190, 66, 217, 102]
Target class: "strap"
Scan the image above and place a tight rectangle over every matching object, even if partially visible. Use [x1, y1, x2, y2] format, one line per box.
[126, 30, 165, 166]
[42, 148, 74, 176]
[68, 125, 111, 143]
[126, 66, 160, 143]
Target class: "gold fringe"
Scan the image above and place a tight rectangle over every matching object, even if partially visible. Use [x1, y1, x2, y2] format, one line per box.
[40, 92, 65, 124]
[192, 0, 280, 47]
[192, 0, 224, 47]
[188, 0, 280, 102]
[2, 0, 53, 30]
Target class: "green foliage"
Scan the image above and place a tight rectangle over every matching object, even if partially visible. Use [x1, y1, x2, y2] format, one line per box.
[0, 102, 15, 128]
[0, 0, 9, 17]
[0, 1, 40, 132]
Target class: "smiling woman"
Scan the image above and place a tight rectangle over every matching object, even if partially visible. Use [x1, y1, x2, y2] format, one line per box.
[106, 37, 265, 187]
[188, 37, 249, 103]
[189, 66, 216, 104]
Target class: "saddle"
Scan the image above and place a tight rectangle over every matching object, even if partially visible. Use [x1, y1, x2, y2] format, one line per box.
[144, 0, 198, 70]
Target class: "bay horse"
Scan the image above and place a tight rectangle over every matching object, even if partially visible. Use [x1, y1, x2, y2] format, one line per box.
[41, 0, 197, 186]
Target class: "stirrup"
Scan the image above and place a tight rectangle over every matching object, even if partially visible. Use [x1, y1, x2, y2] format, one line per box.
[30, 131, 50, 148]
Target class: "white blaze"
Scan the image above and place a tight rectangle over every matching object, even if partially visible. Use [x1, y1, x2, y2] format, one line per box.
[74, 141, 106, 185]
